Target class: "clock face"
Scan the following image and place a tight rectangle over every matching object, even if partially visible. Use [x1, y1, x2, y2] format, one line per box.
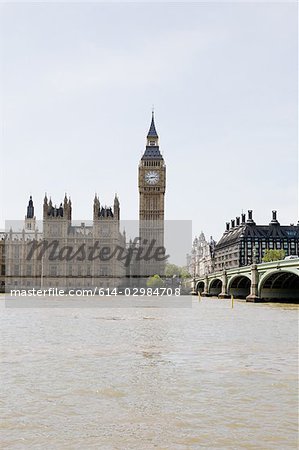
[145, 171, 159, 185]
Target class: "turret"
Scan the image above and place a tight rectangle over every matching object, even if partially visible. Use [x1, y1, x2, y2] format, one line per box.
[113, 194, 120, 220]
[67, 197, 72, 220]
[43, 194, 48, 217]
[25, 196, 36, 230]
[26, 196, 34, 219]
[64, 193, 68, 210]
[43, 195, 71, 220]
[93, 195, 117, 220]
[93, 194, 100, 221]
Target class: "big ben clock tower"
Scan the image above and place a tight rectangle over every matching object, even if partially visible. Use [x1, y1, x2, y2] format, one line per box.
[139, 112, 166, 277]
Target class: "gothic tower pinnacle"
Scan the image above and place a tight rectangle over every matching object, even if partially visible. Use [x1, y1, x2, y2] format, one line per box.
[25, 196, 36, 230]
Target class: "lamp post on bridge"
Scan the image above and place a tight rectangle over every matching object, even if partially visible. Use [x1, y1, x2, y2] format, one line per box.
[246, 263, 262, 302]
[219, 268, 230, 299]
[190, 249, 197, 295]
[200, 267, 210, 297]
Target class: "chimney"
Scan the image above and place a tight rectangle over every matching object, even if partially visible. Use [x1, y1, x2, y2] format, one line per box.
[270, 210, 279, 225]
[226, 222, 230, 232]
[241, 213, 246, 224]
[231, 219, 235, 228]
[236, 217, 240, 226]
[247, 210, 255, 224]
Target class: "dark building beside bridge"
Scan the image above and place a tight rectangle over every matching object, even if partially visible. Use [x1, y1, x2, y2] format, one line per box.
[213, 210, 299, 272]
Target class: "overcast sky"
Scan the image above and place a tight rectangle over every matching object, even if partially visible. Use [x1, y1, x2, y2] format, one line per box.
[1, 2, 298, 245]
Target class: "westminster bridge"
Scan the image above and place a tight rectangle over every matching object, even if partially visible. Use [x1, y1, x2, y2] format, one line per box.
[193, 259, 299, 302]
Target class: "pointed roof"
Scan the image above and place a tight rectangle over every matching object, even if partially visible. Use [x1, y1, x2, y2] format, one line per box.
[142, 111, 163, 160]
[26, 196, 34, 219]
[147, 111, 158, 138]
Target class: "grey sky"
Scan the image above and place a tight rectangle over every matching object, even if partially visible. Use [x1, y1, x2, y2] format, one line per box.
[1, 2, 298, 245]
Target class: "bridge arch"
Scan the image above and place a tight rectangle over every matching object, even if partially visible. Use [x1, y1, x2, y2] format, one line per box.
[228, 274, 251, 299]
[208, 278, 222, 297]
[195, 281, 205, 294]
[258, 269, 299, 301]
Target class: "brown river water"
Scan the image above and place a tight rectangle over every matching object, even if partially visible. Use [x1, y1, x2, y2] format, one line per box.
[0, 296, 298, 449]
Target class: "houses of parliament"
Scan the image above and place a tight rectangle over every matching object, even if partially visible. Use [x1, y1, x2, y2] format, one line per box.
[0, 114, 166, 292]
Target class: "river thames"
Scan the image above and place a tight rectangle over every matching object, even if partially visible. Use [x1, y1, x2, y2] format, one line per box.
[0, 296, 298, 449]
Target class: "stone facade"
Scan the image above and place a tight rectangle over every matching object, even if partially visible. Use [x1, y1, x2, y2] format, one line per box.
[4, 194, 126, 292]
[186, 232, 216, 278]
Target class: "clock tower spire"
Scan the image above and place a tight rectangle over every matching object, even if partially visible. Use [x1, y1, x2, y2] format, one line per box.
[138, 112, 166, 278]
[146, 110, 159, 146]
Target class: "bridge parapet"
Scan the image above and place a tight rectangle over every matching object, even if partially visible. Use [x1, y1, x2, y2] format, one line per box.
[194, 258, 299, 301]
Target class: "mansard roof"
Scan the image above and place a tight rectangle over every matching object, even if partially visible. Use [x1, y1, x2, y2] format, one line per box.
[216, 223, 299, 249]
